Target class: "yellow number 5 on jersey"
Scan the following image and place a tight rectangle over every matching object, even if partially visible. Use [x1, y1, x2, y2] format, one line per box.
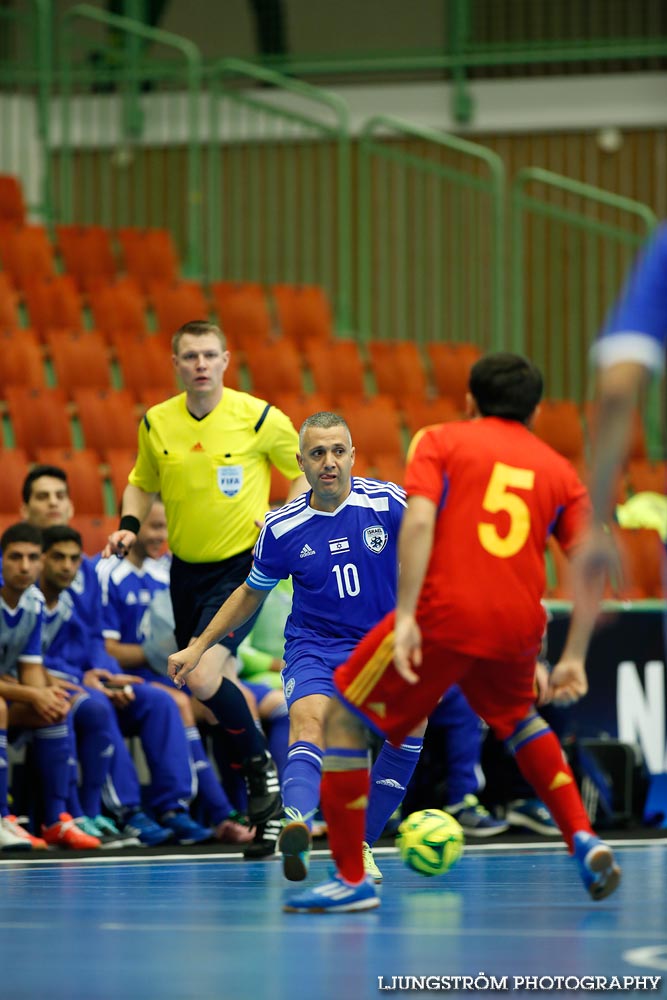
[478, 461, 535, 558]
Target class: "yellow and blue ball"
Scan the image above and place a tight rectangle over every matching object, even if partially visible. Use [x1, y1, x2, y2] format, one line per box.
[396, 808, 465, 876]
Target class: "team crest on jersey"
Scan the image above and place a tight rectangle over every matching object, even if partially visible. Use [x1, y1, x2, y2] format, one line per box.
[284, 677, 296, 699]
[363, 525, 388, 553]
[216, 465, 243, 498]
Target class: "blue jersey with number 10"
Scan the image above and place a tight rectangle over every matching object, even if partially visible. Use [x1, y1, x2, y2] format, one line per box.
[248, 477, 406, 652]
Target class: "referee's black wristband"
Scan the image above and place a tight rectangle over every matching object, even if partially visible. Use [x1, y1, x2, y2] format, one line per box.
[119, 515, 140, 535]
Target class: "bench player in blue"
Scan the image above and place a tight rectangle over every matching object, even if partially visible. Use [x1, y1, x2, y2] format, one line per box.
[168, 411, 425, 881]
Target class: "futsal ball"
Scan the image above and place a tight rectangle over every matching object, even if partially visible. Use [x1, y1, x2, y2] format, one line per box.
[396, 808, 464, 877]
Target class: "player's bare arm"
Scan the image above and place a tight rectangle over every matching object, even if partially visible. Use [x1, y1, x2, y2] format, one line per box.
[168, 582, 269, 688]
[394, 495, 437, 683]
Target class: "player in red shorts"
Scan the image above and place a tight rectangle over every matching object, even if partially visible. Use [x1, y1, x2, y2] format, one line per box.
[285, 352, 621, 913]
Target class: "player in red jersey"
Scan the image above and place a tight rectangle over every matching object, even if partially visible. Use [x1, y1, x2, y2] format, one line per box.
[285, 352, 621, 913]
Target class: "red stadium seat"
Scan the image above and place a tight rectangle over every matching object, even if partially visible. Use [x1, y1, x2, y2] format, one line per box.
[34, 448, 105, 515]
[71, 514, 118, 557]
[0, 175, 26, 225]
[0, 448, 30, 513]
[72, 388, 139, 453]
[368, 340, 429, 405]
[4, 386, 73, 458]
[306, 339, 366, 405]
[426, 342, 482, 410]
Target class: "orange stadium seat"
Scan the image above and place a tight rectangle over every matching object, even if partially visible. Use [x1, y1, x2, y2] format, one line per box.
[270, 392, 333, 431]
[72, 388, 139, 453]
[626, 460, 667, 495]
[269, 467, 292, 505]
[34, 448, 105, 515]
[245, 339, 304, 397]
[426, 342, 482, 410]
[340, 395, 405, 461]
[104, 448, 137, 506]
[0, 448, 30, 513]
[533, 399, 586, 463]
[117, 227, 180, 290]
[4, 386, 73, 457]
[89, 279, 149, 341]
[612, 526, 665, 600]
[115, 338, 179, 397]
[56, 224, 117, 293]
[306, 339, 366, 405]
[46, 331, 112, 394]
[367, 339, 429, 405]
[24, 275, 84, 339]
[0, 224, 55, 290]
[0, 175, 26, 225]
[372, 453, 406, 487]
[272, 284, 333, 349]
[71, 514, 118, 557]
[151, 280, 210, 335]
[401, 396, 463, 438]
[0, 273, 20, 329]
[0, 336, 47, 389]
[211, 282, 273, 355]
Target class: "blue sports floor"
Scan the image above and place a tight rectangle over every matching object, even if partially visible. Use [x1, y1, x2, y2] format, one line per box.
[1, 839, 665, 1000]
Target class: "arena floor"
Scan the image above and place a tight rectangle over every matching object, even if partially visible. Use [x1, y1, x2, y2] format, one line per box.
[1, 833, 665, 1000]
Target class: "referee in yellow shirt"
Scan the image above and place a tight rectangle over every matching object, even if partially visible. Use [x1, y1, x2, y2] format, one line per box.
[104, 320, 306, 831]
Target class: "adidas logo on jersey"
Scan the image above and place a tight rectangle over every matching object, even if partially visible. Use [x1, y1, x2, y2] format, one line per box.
[299, 544, 316, 558]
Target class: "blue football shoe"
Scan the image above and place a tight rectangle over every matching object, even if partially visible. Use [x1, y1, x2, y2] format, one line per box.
[284, 872, 380, 913]
[572, 831, 621, 900]
[160, 811, 212, 845]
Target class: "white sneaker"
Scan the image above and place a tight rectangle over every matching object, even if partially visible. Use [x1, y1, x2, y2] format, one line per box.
[362, 841, 383, 883]
[0, 816, 32, 851]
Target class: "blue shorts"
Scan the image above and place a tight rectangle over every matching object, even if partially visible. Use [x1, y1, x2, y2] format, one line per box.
[242, 679, 275, 707]
[281, 636, 355, 710]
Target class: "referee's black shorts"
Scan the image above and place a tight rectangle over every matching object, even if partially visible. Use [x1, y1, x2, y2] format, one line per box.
[170, 549, 262, 652]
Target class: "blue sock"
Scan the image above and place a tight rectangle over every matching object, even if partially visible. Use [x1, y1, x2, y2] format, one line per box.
[265, 702, 289, 781]
[186, 726, 234, 824]
[32, 724, 71, 826]
[282, 741, 323, 828]
[201, 679, 266, 762]
[365, 736, 423, 845]
[71, 695, 115, 817]
[0, 730, 9, 817]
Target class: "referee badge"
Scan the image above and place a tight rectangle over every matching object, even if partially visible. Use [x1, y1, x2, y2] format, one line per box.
[363, 525, 388, 553]
[217, 465, 243, 497]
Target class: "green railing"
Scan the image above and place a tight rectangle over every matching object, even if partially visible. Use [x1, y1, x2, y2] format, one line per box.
[56, 3, 203, 275]
[357, 116, 505, 348]
[510, 167, 661, 456]
[205, 59, 351, 328]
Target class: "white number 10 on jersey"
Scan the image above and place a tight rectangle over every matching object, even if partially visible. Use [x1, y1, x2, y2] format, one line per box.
[332, 563, 361, 598]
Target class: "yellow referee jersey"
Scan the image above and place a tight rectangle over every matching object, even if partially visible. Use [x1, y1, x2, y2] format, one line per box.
[129, 389, 301, 563]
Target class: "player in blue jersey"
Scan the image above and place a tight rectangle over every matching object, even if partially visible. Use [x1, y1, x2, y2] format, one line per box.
[96, 500, 256, 846]
[168, 411, 424, 882]
[0, 522, 102, 850]
[40, 524, 213, 847]
[575, 224, 667, 602]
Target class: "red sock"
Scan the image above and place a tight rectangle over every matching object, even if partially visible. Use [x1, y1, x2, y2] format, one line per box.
[514, 730, 592, 851]
[321, 754, 369, 885]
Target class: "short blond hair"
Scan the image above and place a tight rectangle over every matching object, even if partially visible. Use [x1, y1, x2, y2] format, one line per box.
[172, 320, 227, 355]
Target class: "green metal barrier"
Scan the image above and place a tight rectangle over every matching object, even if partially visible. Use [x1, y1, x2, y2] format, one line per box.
[357, 116, 505, 348]
[510, 167, 662, 457]
[205, 59, 351, 329]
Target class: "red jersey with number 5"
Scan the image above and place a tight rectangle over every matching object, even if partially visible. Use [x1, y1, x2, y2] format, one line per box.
[405, 417, 590, 662]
